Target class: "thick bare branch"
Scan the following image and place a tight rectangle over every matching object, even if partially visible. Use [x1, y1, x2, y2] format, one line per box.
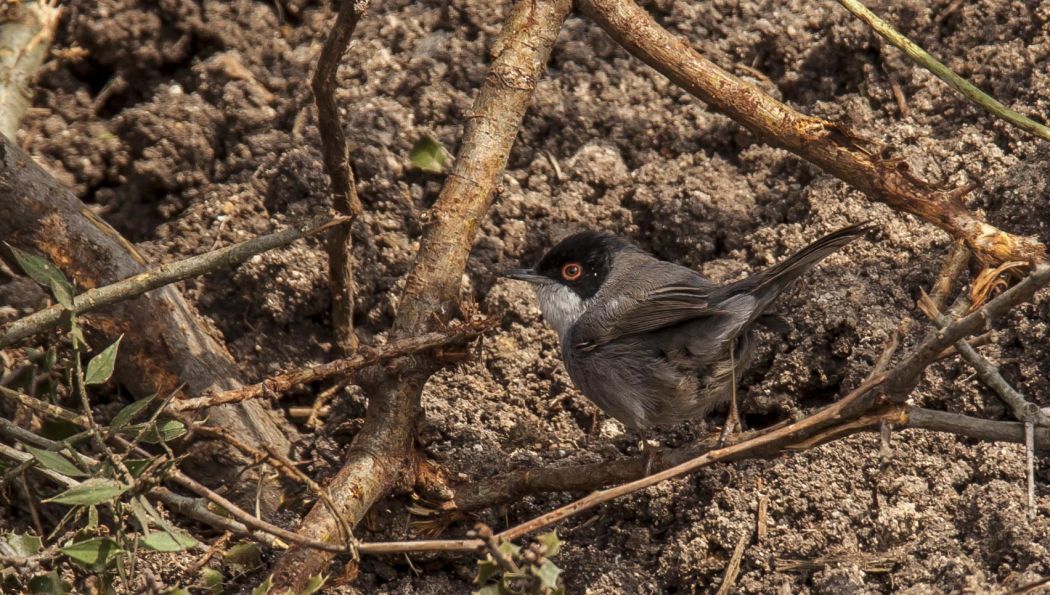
[576, 0, 1046, 266]
[0, 133, 295, 516]
[0, 0, 62, 138]
[268, 0, 573, 590]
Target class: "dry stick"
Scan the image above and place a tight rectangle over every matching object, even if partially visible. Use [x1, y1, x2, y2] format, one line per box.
[921, 294, 1050, 427]
[577, 0, 1046, 265]
[716, 531, 748, 595]
[0, 215, 347, 348]
[1025, 417, 1036, 520]
[311, 0, 371, 354]
[836, 0, 1050, 142]
[268, 0, 573, 590]
[884, 264, 1050, 400]
[345, 404, 1050, 557]
[0, 0, 62, 138]
[171, 323, 490, 411]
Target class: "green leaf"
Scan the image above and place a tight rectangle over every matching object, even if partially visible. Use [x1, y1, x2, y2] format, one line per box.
[301, 574, 327, 595]
[4, 532, 42, 556]
[223, 542, 263, 572]
[476, 557, 501, 585]
[48, 277, 74, 310]
[45, 478, 128, 505]
[532, 560, 562, 591]
[110, 395, 156, 431]
[536, 531, 561, 557]
[497, 540, 520, 560]
[69, 322, 87, 350]
[27, 570, 71, 594]
[141, 530, 198, 552]
[6, 244, 75, 308]
[123, 459, 152, 478]
[61, 537, 121, 571]
[87, 505, 99, 530]
[127, 419, 186, 443]
[250, 574, 273, 595]
[24, 446, 89, 477]
[84, 336, 122, 385]
[200, 568, 223, 593]
[409, 135, 449, 173]
[476, 585, 502, 595]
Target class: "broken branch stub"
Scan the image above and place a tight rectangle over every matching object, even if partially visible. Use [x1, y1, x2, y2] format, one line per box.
[577, 0, 1046, 266]
[268, 0, 574, 591]
[0, 134, 295, 516]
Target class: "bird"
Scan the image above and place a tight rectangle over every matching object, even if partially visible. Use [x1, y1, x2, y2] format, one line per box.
[503, 223, 870, 450]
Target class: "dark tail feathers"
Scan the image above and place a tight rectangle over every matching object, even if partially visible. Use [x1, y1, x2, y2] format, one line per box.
[725, 222, 873, 310]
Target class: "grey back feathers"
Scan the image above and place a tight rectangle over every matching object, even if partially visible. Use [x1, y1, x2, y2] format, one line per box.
[511, 224, 871, 430]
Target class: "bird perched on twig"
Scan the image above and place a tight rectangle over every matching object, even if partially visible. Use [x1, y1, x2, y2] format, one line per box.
[504, 223, 870, 451]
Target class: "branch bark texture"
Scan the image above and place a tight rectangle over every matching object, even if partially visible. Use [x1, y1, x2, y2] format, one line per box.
[268, 0, 573, 590]
[0, 135, 295, 516]
[577, 0, 1046, 265]
[0, 0, 61, 138]
[312, 0, 371, 354]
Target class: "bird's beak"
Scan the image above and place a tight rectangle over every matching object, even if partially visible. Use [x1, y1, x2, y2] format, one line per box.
[502, 268, 549, 284]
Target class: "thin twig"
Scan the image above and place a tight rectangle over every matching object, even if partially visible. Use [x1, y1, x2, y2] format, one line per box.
[1025, 416, 1036, 520]
[311, 0, 371, 354]
[919, 293, 1050, 427]
[884, 264, 1050, 400]
[836, 0, 1050, 142]
[716, 531, 748, 595]
[171, 322, 491, 411]
[0, 215, 348, 347]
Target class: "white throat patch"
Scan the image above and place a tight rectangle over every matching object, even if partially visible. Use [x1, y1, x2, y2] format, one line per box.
[535, 283, 586, 340]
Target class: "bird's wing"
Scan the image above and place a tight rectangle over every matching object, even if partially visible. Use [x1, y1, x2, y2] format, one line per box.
[575, 281, 745, 349]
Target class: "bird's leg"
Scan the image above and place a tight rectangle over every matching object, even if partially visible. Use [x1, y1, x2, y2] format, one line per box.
[718, 338, 741, 448]
[638, 430, 659, 476]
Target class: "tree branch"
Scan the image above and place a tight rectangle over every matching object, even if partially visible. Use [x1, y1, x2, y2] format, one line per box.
[0, 0, 62, 138]
[268, 0, 573, 590]
[311, 0, 371, 354]
[576, 0, 1046, 266]
[170, 321, 492, 412]
[0, 133, 297, 517]
[0, 216, 347, 348]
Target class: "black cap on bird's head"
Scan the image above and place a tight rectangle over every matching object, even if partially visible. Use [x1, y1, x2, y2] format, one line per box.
[503, 231, 638, 299]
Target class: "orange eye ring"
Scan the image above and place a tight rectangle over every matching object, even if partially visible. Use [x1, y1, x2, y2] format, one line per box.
[562, 263, 583, 281]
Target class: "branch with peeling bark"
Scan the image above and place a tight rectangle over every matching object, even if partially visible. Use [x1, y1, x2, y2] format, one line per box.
[576, 0, 1046, 266]
[0, 133, 296, 517]
[267, 0, 574, 590]
[0, 0, 62, 139]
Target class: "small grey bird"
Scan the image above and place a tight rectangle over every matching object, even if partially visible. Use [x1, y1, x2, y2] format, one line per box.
[504, 224, 869, 433]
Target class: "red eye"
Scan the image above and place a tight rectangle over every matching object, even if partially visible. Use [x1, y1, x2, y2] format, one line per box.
[562, 263, 583, 281]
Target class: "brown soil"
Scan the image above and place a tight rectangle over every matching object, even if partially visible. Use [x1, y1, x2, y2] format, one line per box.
[8, 0, 1050, 592]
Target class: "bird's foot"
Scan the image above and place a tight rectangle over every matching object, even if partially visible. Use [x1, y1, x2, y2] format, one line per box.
[640, 438, 660, 476]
